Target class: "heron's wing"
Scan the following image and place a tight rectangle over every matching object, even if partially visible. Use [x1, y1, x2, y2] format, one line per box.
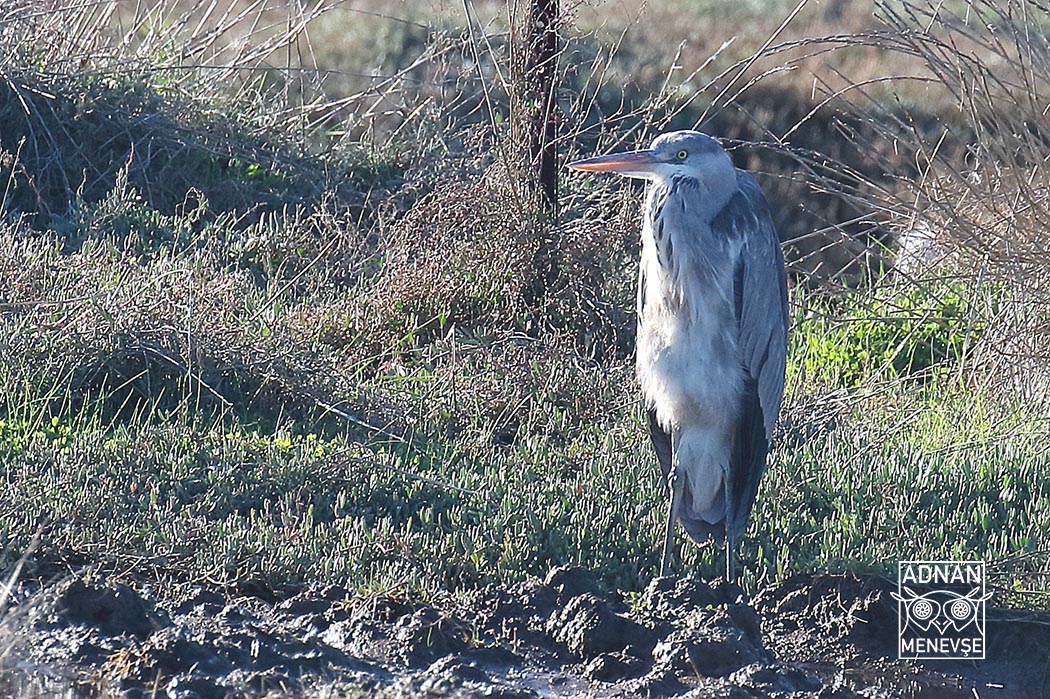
[647, 408, 672, 484]
[731, 172, 789, 438]
[715, 171, 789, 542]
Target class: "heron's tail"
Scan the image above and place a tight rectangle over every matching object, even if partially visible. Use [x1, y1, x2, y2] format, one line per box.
[650, 412, 735, 545]
[679, 514, 726, 545]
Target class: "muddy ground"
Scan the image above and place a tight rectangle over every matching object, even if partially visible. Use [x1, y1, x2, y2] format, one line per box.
[1, 568, 1047, 698]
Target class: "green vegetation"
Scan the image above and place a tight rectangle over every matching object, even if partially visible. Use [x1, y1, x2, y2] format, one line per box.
[792, 281, 974, 388]
[2, 349, 1046, 597]
[0, 0, 1048, 612]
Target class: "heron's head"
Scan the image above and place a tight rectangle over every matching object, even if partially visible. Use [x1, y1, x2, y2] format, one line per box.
[567, 130, 733, 185]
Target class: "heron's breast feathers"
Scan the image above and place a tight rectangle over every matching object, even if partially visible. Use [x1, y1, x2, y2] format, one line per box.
[637, 176, 750, 429]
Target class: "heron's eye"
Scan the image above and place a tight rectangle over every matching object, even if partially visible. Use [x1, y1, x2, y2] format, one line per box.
[676, 149, 688, 160]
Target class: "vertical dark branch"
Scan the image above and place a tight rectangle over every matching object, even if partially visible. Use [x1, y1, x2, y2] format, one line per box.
[525, 0, 558, 214]
[512, 0, 561, 305]
[519, 0, 559, 215]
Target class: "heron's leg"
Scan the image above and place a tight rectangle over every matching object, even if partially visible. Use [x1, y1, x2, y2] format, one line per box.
[723, 467, 737, 583]
[660, 474, 682, 576]
[660, 430, 683, 576]
[725, 531, 736, 583]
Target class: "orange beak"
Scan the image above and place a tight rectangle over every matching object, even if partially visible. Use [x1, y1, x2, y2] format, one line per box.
[566, 149, 659, 174]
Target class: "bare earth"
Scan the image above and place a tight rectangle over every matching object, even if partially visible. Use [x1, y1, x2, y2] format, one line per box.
[3, 568, 1046, 698]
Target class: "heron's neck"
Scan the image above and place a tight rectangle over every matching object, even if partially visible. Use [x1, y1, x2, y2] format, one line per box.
[651, 164, 738, 223]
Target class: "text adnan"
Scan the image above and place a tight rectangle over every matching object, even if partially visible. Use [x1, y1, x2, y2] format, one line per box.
[901, 563, 982, 585]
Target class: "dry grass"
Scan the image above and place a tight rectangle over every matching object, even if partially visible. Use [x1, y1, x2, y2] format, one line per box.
[0, 0, 408, 229]
[0, 0, 1040, 417]
[818, 1, 1050, 396]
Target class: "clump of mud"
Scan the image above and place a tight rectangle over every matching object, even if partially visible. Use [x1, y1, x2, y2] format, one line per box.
[1, 567, 1046, 698]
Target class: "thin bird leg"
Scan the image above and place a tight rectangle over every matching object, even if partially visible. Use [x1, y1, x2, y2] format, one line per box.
[660, 430, 683, 576]
[725, 530, 736, 583]
[724, 468, 737, 582]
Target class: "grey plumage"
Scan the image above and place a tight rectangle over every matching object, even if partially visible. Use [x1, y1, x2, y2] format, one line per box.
[568, 131, 789, 580]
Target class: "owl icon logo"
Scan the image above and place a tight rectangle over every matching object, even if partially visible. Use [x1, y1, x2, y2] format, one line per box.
[896, 561, 990, 659]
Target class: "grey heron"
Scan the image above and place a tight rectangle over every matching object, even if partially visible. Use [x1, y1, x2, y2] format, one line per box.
[568, 130, 789, 581]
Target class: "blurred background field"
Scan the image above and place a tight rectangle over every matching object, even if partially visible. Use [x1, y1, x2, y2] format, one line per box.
[0, 0, 1049, 606]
